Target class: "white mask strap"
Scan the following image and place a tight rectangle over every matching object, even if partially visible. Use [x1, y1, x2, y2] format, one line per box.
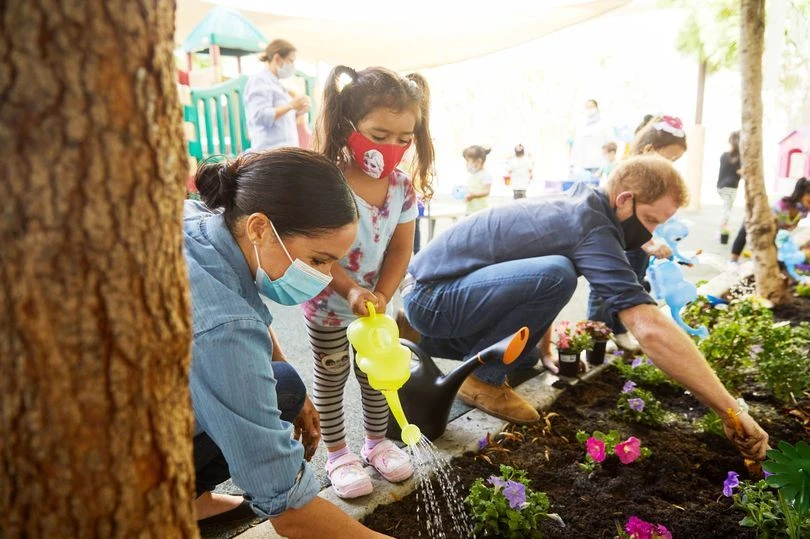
[268, 221, 293, 262]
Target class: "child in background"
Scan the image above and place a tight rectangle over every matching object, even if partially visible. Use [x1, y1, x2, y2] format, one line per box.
[717, 131, 742, 232]
[507, 144, 533, 199]
[600, 141, 618, 185]
[464, 145, 493, 214]
[729, 177, 810, 266]
[306, 65, 435, 499]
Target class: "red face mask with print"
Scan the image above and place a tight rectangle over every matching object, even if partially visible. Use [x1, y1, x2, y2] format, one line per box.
[347, 130, 412, 180]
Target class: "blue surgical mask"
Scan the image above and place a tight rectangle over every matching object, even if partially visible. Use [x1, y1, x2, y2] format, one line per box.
[253, 224, 332, 305]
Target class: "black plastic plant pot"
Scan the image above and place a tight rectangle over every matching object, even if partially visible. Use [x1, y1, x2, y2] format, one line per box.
[720, 232, 730, 245]
[558, 349, 579, 377]
[586, 340, 608, 365]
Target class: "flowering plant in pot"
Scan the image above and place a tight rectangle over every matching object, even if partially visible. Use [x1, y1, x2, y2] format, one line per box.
[576, 320, 613, 365]
[555, 321, 593, 377]
[720, 226, 731, 245]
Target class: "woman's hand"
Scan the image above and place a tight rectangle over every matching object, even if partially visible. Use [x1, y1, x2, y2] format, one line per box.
[290, 96, 309, 113]
[293, 396, 321, 461]
[347, 287, 385, 316]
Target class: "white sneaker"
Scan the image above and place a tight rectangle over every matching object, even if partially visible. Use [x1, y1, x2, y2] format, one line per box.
[613, 332, 641, 353]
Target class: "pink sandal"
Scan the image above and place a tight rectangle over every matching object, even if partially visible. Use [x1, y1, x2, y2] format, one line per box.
[361, 440, 414, 483]
[326, 452, 372, 499]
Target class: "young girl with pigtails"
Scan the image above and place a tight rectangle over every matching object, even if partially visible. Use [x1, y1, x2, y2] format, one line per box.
[302, 65, 435, 499]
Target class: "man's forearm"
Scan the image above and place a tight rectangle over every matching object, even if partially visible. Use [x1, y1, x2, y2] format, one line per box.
[619, 304, 739, 414]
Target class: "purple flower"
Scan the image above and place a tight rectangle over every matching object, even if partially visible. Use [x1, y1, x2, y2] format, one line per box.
[622, 380, 637, 393]
[764, 470, 773, 478]
[488, 476, 507, 490]
[503, 480, 527, 509]
[613, 349, 624, 356]
[631, 357, 643, 368]
[479, 435, 488, 450]
[646, 358, 653, 366]
[723, 471, 740, 497]
[628, 398, 645, 412]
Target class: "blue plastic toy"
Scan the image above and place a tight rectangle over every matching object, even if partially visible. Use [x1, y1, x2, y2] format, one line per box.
[653, 217, 700, 266]
[776, 230, 810, 283]
[452, 185, 467, 200]
[647, 216, 708, 339]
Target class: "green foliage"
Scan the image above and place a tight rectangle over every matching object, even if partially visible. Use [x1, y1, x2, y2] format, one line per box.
[796, 282, 810, 298]
[614, 357, 678, 388]
[686, 296, 810, 402]
[661, 0, 740, 72]
[733, 480, 810, 538]
[615, 388, 671, 427]
[764, 441, 810, 518]
[694, 410, 726, 437]
[465, 464, 555, 539]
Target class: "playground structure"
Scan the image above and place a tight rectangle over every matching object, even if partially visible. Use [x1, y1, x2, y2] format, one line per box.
[178, 5, 317, 190]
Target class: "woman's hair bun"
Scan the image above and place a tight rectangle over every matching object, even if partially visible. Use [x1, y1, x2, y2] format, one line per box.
[195, 157, 238, 210]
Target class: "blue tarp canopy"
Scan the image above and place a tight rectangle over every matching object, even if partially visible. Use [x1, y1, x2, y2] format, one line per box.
[181, 6, 267, 56]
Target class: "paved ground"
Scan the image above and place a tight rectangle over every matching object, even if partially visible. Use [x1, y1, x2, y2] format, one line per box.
[210, 196, 744, 507]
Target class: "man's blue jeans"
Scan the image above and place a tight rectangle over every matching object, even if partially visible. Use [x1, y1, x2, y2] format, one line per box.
[587, 248, 649, 334]
[194, 361, 306, 496]
[403, 255, 578, 386]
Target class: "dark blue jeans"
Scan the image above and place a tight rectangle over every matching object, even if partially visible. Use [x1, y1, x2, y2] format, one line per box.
[587, 248, 649, 334]
[403, 255, 578, 385]
[194, 361, 306, 496]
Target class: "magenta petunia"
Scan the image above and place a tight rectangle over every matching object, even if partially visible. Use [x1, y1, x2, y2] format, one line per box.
[615, 436, 642, 464]
[586, 436, 606, 463]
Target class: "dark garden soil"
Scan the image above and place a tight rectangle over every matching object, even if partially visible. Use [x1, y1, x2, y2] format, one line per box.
[772, 294, 810, 323]
[363, 365, 809, 538]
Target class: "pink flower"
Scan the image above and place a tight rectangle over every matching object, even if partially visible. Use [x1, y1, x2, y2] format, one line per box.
[586, 437, 606, 463]
[654, 524, 673, 539]
[615, 436, 642, 464]
[625, 516, 654, 538]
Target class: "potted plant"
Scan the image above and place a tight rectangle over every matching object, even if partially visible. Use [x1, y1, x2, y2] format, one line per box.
[554, 321, 593, 377]
[720, 227, 731, 245]
[577, 320, 613, 365]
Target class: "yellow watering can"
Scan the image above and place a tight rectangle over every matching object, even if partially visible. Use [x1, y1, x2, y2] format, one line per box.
[346, 302, 422, 446]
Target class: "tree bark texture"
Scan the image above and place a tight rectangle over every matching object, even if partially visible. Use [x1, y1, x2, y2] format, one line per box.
[740, 0, 789, 304]
[0, 1, 197, 537]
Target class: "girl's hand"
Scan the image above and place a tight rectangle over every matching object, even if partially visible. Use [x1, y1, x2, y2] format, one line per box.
[348, 287, 383, 316]
[372, 290, 388, 314]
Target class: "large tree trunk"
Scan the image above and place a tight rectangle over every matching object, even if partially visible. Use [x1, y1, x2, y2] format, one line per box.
[0, 1, 197, 537]
[740, 0, 789, 304]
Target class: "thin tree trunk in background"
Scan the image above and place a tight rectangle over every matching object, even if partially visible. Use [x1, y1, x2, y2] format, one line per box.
[740, 0, 789, 304]
[0, 1, 197, 536]
[695, 57, 707, 125]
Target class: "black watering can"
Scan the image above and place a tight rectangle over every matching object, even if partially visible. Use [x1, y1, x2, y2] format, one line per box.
[387, 327, 530, 442]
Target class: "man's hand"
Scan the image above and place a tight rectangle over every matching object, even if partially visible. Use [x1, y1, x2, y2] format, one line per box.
[645, 243, 673, 260]
[293, 396, 321, 461]
[722, 410, 769, 461]
[347, 287, 385, 316]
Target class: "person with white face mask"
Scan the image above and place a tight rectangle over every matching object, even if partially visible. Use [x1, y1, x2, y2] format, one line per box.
[245, 39, 310, 151]
[185, 148, 390, 538]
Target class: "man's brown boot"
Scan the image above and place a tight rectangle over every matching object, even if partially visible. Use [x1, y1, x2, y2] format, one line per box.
[396, 309, 422, 344]
[458, 375, 540, 425]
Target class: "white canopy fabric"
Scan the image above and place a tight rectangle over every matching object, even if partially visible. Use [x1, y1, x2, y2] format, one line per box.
[176, 0, 631, 71]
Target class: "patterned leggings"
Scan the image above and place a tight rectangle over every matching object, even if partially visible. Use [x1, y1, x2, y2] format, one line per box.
[304, 320, 390, 448]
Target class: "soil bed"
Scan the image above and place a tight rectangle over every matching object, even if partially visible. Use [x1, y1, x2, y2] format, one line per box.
[363, 365, 809, 538]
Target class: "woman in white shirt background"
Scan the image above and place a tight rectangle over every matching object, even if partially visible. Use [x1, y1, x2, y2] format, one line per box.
[245, 39, 310, 151]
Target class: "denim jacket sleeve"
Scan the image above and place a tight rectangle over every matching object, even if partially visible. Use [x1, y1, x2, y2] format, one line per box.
[190, 318, 320, 517]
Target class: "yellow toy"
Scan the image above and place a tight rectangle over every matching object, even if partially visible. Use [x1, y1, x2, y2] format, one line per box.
[347, 302, 422, 446]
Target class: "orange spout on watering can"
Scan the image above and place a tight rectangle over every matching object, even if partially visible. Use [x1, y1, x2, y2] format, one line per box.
[346, 302, 422, 446]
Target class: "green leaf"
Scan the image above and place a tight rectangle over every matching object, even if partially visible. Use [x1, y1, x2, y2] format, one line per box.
[762, 441, 810, 516]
